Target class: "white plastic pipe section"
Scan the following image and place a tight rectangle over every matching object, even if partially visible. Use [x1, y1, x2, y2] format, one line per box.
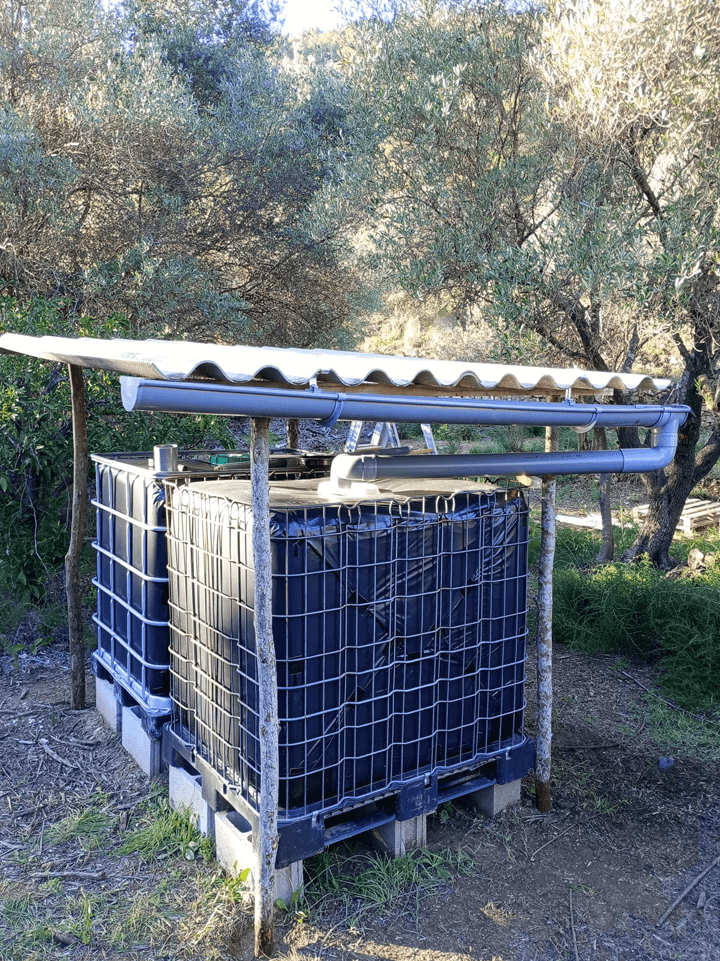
[120, 376, 690, 480]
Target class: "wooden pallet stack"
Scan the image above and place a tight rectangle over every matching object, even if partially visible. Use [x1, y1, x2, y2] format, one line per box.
[632, 498, 720, 534]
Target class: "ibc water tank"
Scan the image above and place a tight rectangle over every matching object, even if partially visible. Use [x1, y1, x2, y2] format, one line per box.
[164, 476, 529, 820]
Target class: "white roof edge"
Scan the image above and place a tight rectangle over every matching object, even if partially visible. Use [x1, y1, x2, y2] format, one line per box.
[0, 334, 672, 394]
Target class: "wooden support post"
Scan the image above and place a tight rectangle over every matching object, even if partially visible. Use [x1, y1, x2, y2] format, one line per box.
[286, 417, 300, 450]
[594, 426, 614, 563]
[250, 417, 279, 958]
[65, 364, 88, 711]
[535, 425, 557, 812]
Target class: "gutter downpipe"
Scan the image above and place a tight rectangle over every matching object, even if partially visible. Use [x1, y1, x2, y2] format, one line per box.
[328, 414, 682, 488]
[121, 377, 690, 479]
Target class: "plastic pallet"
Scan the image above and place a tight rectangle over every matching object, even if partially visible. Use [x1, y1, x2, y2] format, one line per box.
[163, 724, 535, 868]
[92, 654, 168, 738]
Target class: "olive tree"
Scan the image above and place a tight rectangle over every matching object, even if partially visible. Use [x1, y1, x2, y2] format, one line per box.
[329, 0, 720, 566]
[538, 0, 720, 566]
[0, 0, 362, 347]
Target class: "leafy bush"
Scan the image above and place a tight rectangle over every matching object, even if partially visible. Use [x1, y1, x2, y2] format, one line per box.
[0, 295, 233, 607]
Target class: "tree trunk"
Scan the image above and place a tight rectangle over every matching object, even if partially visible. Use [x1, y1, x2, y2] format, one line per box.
[250, 417, 279, 959]
[594, 427, 614, 563]
[535, 425, 557, 813]
[65, 364, 87, 711]
[622, 342, 720, 568]
[286, 418, 300, 450]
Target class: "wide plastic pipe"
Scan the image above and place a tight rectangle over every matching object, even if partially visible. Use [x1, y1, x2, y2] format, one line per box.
[121, 377, 689, 478]
[329, 414, 682, 483]
[121, 377, 688, 433]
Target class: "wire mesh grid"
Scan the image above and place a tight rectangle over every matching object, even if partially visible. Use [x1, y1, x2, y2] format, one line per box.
[91, 452, 333, 714]
[165, 479, 529, 820]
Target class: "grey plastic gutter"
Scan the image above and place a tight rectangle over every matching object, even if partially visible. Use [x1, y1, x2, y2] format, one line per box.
[121, 376, 690, 478]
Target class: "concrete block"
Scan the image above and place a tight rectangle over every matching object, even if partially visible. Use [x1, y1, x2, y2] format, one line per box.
[371, 814, 427, 857]
[468, 778, 521, 819]
[95, 674, 122, 733]
[168, 764, 214, 837]
[121, 704, 163, 778]
[214, 810, 303, 905]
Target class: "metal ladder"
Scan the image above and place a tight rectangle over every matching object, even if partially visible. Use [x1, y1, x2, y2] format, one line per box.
[345, 421, 437, 453]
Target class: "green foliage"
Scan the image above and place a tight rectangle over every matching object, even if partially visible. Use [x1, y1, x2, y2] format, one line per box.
[528, 523, 637, 571]
[553, 554, 720, 711]
[118, 793, 213, 862]
[331, 0, 720, 564]
[304, 844, 474, 927]
[46, 804, 114, 850]
[0, 0, 364, 346]
[640, 697, 720, 762]
[0, 295, 232, 609]
[433, 423, 479, 443]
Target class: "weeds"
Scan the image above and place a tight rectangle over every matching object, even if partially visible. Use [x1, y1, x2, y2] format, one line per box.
[639, 697, 720, 761]
[46, 804, 114, 850]
[552, 549, 720, 712]
[304, 845, 474, 929]
[118, 794, 213, 862]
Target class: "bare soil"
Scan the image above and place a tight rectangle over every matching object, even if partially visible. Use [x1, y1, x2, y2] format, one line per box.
[1, 633, 719, 961]
[2, 456, 719, 960]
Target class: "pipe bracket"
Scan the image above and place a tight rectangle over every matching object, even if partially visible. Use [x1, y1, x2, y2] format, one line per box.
[319, 394, 346, 428]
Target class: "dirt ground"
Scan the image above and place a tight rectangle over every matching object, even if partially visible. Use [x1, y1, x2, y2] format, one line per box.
[2, 443, 719, 960]
[1, 634, 718, 961]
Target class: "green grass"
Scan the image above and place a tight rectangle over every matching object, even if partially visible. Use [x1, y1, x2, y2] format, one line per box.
[548, 525, 720, 713]
[0, 876, 187, 960]
[46, 803, 114, 850]
[636, 696, 720, 761]
[303, 845, 475, 929]
[118, 793, 214, 863]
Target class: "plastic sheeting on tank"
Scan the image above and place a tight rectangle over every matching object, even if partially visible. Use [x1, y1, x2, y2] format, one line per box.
[164, 476, 530, 819]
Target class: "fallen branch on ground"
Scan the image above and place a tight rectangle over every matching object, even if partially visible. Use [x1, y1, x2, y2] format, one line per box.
[656, 852, 720, 928]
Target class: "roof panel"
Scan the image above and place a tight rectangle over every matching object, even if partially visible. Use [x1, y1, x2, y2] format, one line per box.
[0, 334, 671, 395]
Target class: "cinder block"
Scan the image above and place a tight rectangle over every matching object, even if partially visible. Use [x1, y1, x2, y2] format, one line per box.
[214, 810, 303, 904]
[168, 764, 214, 837]
[121, 704, 163, 777]
[371, 814, 427, 857]
[95, 674, 122, 733]
[468, 778, 521, 819]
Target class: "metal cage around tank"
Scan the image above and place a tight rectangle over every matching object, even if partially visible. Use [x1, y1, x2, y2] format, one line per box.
[91, 449, 334, 716]
[163, 475, 530, 822]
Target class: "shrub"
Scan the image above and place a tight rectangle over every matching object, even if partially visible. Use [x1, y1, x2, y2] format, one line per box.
[0, 295, 233, 606]
[553, 557, 720, 711]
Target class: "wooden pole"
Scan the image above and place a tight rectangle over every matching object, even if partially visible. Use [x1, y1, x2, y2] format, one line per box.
[286, 418, 300, 450]
[535, 424, 558, 812]
[65, 364, 88, 711]
[250, 416, 279, 958]
[594, 427, 614, 563]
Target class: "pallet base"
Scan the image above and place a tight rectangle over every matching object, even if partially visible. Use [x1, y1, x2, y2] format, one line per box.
[93, 662, 168, 778]
[167, 750, 524, 902]
[371, 813, 427, 856]
[162, 724, 534, 868]
[633, 498, 720, 535]
[95, 673, 122, 733]
[122, 704, 164, 778]
[215, 809, 304, 904]
[169, 764, 215, 836]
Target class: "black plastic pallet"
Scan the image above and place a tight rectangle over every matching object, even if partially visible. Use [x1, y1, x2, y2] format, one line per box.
[163, 724, 535, 868]
[92, 654, 168, 739]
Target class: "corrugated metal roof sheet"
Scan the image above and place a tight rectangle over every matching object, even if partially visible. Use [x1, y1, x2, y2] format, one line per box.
[0, 334, 671, 395]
